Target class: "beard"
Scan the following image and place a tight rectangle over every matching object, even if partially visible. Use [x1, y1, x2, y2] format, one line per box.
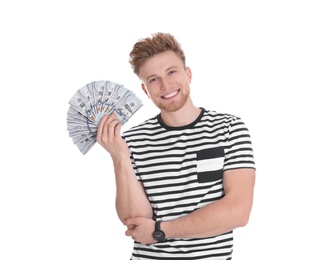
[156, 89, 190, 112]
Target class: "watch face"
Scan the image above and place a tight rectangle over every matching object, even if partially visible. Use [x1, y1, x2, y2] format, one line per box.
[153, 230, 165, 241]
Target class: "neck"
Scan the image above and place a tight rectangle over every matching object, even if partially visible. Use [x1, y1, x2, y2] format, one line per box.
[160, 99, 201, 127]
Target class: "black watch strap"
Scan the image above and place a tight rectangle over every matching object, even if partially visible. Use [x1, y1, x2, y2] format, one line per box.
[153, 221, 166, 242]
[155, 221, 161, 231]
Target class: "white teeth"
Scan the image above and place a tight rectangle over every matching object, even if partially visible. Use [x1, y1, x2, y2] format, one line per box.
[163, 90, 178, 99]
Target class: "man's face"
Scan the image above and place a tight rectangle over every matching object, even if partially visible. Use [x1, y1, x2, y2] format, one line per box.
[139, 51, 192, 112]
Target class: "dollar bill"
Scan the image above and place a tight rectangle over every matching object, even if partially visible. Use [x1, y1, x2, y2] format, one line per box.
[111, 92, 143, 124]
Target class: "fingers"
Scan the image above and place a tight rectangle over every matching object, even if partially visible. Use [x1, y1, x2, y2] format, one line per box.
[124, 217, 137, 227]
[126, 224, 136, 230]
[96, 113, 121, 144]
[114, 122, 123, 137]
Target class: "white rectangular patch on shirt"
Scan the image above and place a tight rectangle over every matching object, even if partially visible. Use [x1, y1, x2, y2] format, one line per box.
[197, 157, 224, 172]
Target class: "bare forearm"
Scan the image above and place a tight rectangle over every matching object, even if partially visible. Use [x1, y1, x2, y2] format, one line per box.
[162, 169, 255, 239]
[113, 159, 153, 222]
[162, 179, 254, 239]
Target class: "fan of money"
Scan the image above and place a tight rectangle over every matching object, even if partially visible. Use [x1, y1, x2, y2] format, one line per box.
[67, 80, 143, 155]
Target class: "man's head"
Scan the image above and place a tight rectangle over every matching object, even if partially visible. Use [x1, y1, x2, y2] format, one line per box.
[129, 32, 186, 77]
[129, 33, 192, 114]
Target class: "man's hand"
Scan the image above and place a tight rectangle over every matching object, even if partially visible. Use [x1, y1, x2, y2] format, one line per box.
[124, 217, 156, 245]
[96, 113, 129, 160]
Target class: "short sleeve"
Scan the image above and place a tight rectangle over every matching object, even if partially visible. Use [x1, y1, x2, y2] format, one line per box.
[223, 117, 256, 171]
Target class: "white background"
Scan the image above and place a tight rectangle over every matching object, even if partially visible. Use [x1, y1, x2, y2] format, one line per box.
[1, 0, 327, 259]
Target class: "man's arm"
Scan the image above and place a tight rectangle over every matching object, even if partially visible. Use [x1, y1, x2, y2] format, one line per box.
[97, 113, 153, 223]
[163, 168, 255, 238]
[112, 154, 153, 222]
[125, 168, 255, 244]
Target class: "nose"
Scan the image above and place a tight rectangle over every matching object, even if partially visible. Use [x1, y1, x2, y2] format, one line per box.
[159, 77, 172, 90]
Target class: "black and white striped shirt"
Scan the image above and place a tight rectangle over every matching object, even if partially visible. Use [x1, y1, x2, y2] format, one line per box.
[123, 108, 256, 260]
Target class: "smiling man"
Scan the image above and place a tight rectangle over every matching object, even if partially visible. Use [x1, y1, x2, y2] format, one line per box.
[97, 32, 256, 260]
[140, 50, 192, 113]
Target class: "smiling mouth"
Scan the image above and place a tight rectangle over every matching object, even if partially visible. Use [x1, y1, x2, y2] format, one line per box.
[162, 90, 179, 99]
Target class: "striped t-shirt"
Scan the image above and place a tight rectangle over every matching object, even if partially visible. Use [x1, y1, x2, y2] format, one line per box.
[122, 107, 256, 260]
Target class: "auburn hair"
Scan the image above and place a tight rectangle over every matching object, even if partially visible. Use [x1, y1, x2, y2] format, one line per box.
[129, 32, 186, 76]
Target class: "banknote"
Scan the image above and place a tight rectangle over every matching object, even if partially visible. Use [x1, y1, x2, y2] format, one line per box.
[111, 92, 144, 124]
[67, 80, 142, 154]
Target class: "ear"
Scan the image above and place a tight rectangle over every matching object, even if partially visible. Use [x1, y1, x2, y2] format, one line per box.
[185, 67, 192, 83]
[141, 83, 149, 97]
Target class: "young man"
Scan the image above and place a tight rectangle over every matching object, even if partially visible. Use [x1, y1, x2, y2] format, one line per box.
[97, 32, 256, 260]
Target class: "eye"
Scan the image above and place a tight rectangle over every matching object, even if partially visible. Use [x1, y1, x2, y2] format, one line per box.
[168, 70, 176, 75]
[149, 77, 157, 83]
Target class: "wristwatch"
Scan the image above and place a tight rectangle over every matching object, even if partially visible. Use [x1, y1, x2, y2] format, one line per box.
[152, 221, 166, 242]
